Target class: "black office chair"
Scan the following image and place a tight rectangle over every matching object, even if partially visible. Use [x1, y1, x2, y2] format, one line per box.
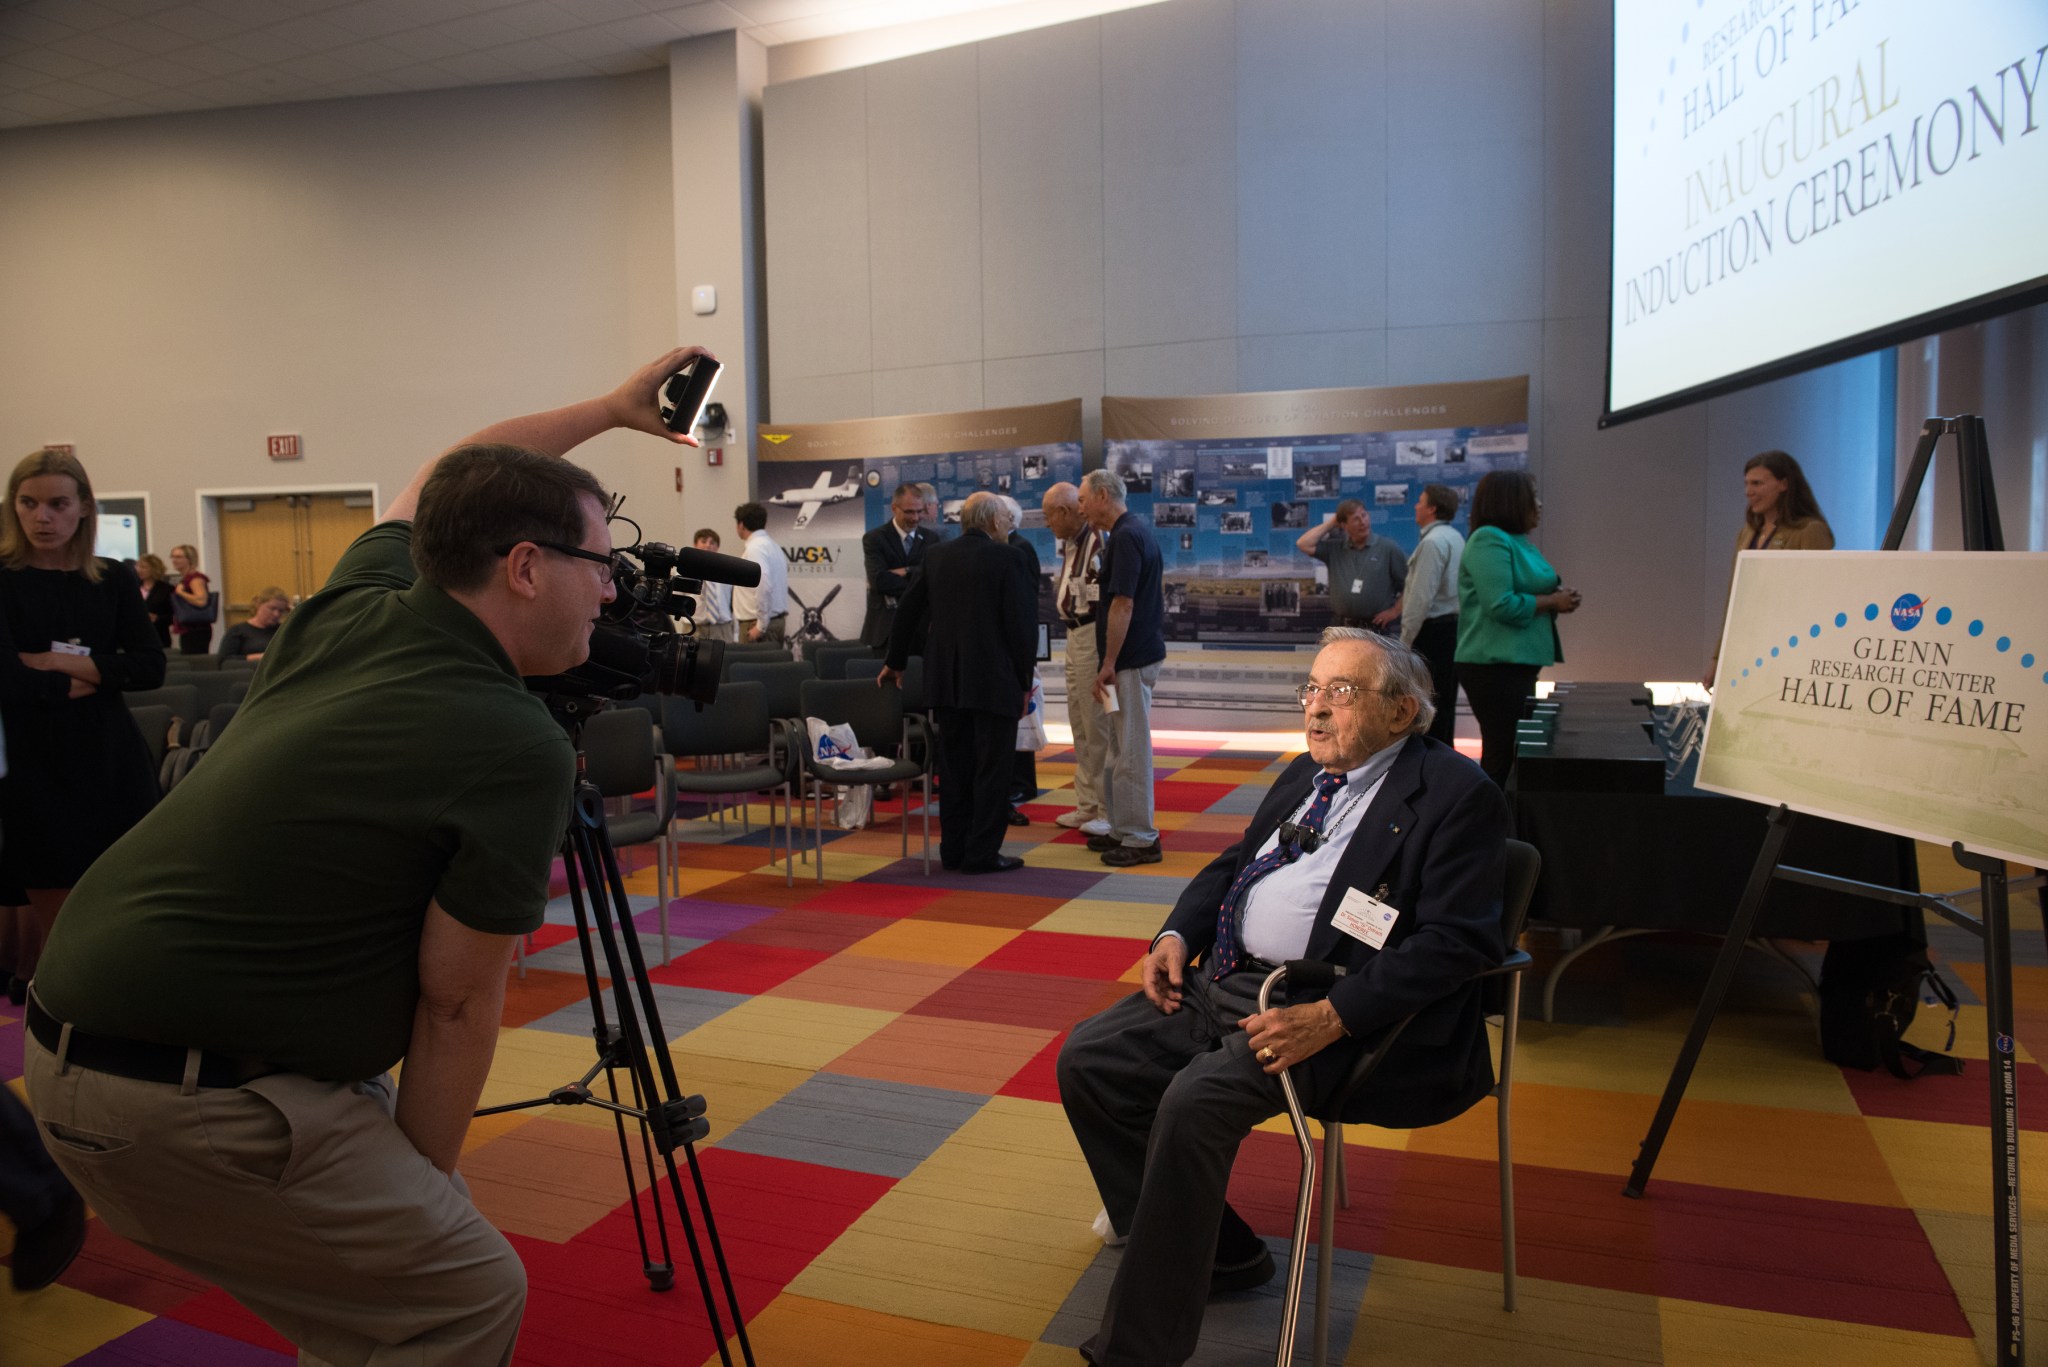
[163, 703, 239, 792]
[825, 651, 884, 681]
[661, 684, 802, 928]
[719, 644, 793, 679]
[1267, 837, 1542, 1367]
[728, 659, 813, 726]
[163, 654, 220, 672]
[127, 703, 173, 785]
[795, 678, 930, 881]
[809, 641, 876, 680]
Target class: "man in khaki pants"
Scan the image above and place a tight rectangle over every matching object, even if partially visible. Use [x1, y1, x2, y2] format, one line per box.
[24, 348, 708, 1366]
[1042, 483, 1110, 835]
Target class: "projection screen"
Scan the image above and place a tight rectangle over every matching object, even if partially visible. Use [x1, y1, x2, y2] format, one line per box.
[1605, 1, 2048, 426]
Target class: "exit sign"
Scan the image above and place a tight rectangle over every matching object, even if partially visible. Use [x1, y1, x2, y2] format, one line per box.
[267, 434, 301, 460]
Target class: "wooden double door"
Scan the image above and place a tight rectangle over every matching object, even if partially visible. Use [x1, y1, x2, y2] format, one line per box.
[216, 493, 375, 625]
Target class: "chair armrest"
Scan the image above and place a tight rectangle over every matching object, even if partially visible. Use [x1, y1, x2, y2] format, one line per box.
[1474, 950, 1535, 980]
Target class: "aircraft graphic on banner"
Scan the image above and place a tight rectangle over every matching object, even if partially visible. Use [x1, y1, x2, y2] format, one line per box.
[770, 467, 860, 529]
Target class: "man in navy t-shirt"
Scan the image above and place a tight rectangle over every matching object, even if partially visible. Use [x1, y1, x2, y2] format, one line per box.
[1078, 469, 1166, 866]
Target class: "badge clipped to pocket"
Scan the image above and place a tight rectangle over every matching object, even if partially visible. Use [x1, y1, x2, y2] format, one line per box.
[1332, 885, 1399, 950]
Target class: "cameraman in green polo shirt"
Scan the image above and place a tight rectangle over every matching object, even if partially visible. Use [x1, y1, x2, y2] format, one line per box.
[22, 346, 708, 1367]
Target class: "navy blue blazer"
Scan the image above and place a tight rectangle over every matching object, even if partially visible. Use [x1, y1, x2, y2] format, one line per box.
[1161, 734, 1508, 1126]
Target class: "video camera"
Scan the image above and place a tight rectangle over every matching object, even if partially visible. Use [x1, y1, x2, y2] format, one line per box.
[526, 502, 761, 709]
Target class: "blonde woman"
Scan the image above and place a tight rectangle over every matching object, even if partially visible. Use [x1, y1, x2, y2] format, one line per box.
[0, 448, 165, 953]
[217, 586, 291, 660]
[168, 542, 214, 655]
[136, 552, 173, 647]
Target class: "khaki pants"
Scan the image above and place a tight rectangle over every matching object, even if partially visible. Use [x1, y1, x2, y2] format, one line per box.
[1105, 661, 1161, 846]
[25, 1030, 524, 1367]
[1062, 626, 1110, 823]
[735, 613, 787, 644]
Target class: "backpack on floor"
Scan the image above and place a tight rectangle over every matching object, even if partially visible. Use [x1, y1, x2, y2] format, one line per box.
[1818, 933, 1964, 1079]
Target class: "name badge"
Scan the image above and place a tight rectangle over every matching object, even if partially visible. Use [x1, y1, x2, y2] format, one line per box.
[1351, 578, 1364, 594]
[1332, 886, 1399, 950]
[1083, 583, 1100, 603]
[51, 640, 91, 657]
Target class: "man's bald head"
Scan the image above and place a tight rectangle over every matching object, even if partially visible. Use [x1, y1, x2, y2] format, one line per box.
[1042, 482, 1083, 540]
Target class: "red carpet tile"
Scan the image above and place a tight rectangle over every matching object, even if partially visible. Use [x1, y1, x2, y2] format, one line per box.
[998, 1028, 1073, 1105]
[1840, 1057, 2048, 1131]
[910, 967, 1126, 1032]
[726, 907, 897, 954]
[914, 889, 1075, 930]
[1151, 780, 1241, 812]
[57, 1222, 215, 1315]
[692, 872, 838, 910]
[977, 929, 1147, 980]
[501, 967, 603, 1028]
[648, 940, 831, 995]
[162, 1288, 298, 1357]
[799, 881, 945, 918]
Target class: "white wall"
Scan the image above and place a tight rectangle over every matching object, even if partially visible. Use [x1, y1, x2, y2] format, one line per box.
[761, 0, 1911, 681]
[0, 71, 683, 560]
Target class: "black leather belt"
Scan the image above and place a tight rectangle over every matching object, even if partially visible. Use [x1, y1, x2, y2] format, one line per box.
[27, 995, 275, 1089]
[1062, 615, 1095, 629]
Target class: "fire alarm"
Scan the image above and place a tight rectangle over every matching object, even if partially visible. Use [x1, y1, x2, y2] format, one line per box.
[706, 446, 724, 467]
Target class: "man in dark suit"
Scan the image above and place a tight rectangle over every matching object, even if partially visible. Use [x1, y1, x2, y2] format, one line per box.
[860, 483, 928, 648]
[1056, 628, 1507, 1366]
[881, 491, 1036, 875]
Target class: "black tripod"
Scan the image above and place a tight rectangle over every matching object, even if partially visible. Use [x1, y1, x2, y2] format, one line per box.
[478, 721, 756, 1367]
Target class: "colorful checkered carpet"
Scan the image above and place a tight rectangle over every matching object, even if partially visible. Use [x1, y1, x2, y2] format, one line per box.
[3, 737, 2041, 1365]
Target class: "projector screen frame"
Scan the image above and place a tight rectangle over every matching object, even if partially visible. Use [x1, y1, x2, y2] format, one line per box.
[1598, 1, 2048, 429]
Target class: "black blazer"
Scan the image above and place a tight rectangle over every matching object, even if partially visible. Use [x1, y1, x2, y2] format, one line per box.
[885, 528, 1035, 717]
[1161, 735, 1508, 1127]
[860, 519, 927, 648]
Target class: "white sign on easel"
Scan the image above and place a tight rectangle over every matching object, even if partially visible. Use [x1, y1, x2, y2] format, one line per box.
[1700, 551, 2048, 867]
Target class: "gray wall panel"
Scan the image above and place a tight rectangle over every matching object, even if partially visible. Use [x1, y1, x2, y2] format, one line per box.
[1101, 0, 1237, 350]
[981, 20, 1105, 360]
[1235, 0, 1385, 338]
[1387, 0, 1544, 149]
[1237, 330, 1388, 393]
[1106, 338, 1237, 398]
[866, 45, 983, 371]
[872, 360, 986, 418]
[763, 68, 870, 381]
[1386, 134, 1545, 328]
[1543, 0, 1611, 321]
[985, 349, 1108, 456]
[1544, 314, 1708, 680]
[769, 371, 873, 424]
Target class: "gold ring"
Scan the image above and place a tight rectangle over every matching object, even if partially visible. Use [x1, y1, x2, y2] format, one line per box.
[1258, 1047, 1275, 1062]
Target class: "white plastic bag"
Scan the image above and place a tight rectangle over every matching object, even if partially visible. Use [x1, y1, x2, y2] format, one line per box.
[805, 717, 893, 830]
[1017, 671, 1047, 752]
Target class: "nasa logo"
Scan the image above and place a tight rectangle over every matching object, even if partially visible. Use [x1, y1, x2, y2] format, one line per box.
[1889, 594, 1924, 632]
[864, 470, 882, 488]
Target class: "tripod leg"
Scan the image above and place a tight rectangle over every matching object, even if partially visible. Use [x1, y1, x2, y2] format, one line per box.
[1627, 805, 1795, 1197]
[1959, 847, 2025, 1364]
[1881, 419, 1944, 551]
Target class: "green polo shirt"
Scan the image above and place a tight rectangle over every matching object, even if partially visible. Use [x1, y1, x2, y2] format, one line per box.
[36, 522, 573, 1081]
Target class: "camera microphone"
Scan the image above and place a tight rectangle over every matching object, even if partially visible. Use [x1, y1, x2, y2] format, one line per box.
[655, 544, 761, 588]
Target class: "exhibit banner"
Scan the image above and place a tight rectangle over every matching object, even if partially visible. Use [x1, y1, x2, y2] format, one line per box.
[1101, 377, 1529, 644]
[753, 400, 1083, 643]
[1701, 550, 2048, 866]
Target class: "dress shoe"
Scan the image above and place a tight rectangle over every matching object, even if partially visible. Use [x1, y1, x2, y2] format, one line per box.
[1006, 807, 1030, 826]
[1101, 841, 1162, 867]
[1085, 833, 1122, 853]
[11, 1188, 85, 1292]
[960, 854, 1025, 874]
[1209, 1243, 1276, 1296]
[4, 974, 26, 1006]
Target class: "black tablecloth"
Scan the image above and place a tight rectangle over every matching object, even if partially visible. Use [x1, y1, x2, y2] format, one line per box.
[1512, 684, 1915, 941]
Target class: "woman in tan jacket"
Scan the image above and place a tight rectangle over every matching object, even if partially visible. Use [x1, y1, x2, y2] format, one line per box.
[1710, 449, 1833, 685]
[1734, 449, 1834, 557]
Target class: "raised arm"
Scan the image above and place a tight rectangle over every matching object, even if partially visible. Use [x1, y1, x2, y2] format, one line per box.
[379, 346, 712, 524]
[1295, 513, 1338, 558]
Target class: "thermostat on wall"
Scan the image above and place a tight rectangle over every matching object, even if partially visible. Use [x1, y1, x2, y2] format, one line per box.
[691, 285, 716, 316]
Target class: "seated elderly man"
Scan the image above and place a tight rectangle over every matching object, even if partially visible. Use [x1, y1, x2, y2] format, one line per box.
[1057, 627, 1507, 1367]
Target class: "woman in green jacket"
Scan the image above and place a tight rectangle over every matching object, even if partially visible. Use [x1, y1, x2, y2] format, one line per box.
[1455, 470, 1580, 787]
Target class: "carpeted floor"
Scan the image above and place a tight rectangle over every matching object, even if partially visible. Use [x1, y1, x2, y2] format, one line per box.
[3, 739, 2041, 1366]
